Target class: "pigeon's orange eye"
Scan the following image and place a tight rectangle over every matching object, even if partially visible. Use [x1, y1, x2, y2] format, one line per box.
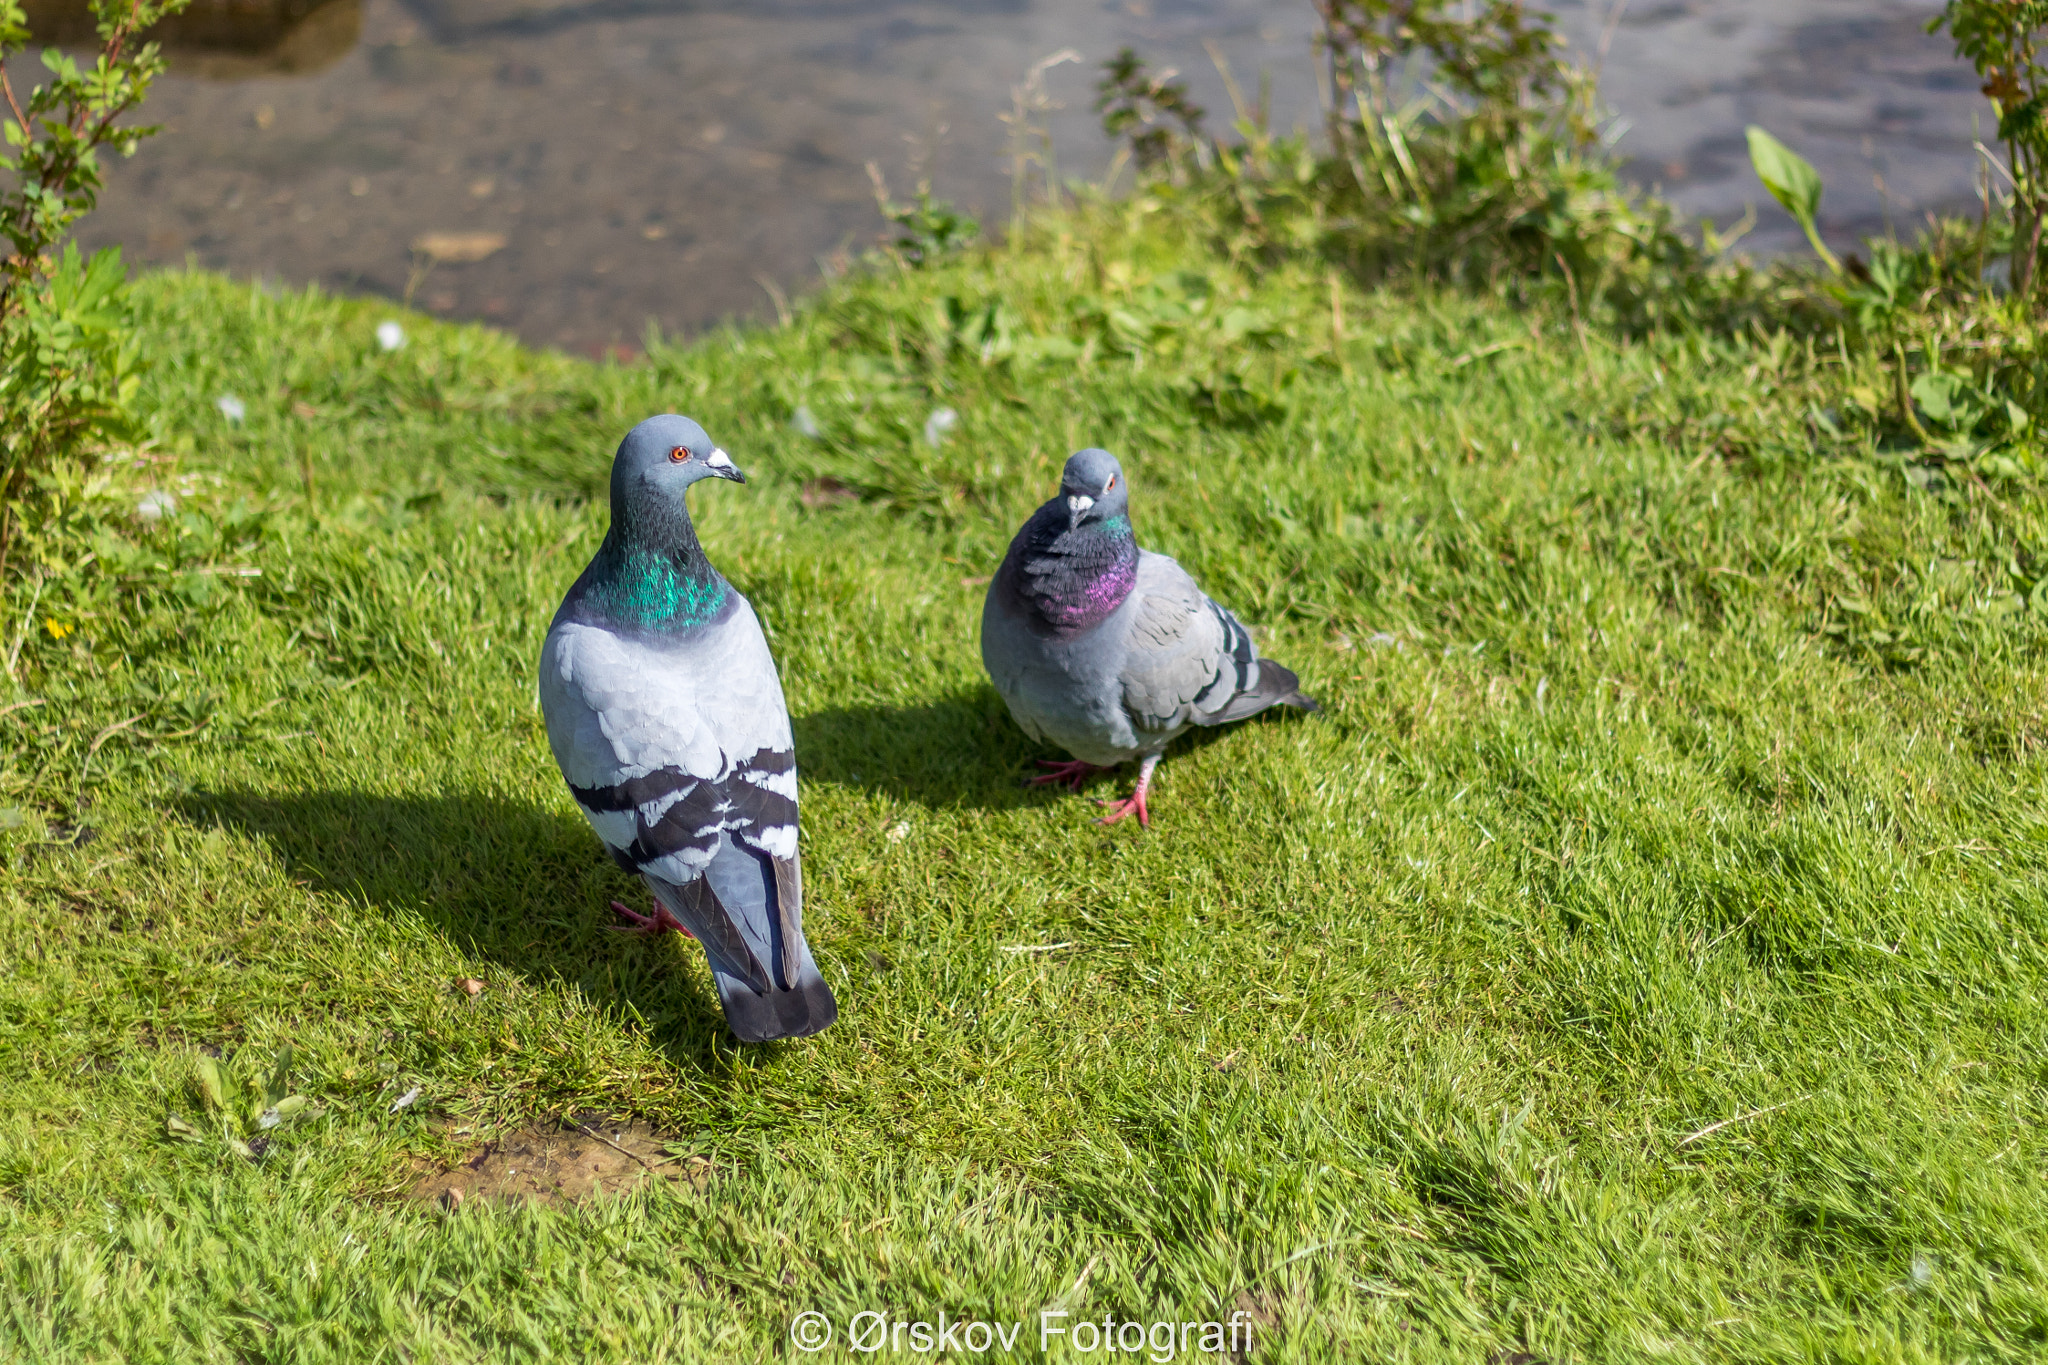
[1106, 474, 1117, 491]
[668, 446, 689, 463]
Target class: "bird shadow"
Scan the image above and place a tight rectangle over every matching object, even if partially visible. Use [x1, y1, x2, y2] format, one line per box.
[172, 691, 1301, 1072]
[175, 787, 739, 1076]
[794, 682, 1099, 813]
[790, 682, 1285, 812]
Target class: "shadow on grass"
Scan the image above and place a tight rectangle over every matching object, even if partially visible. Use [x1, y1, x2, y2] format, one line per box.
[171, 690, 1300, 1072]
[793, 684, 1053, 812]
[174, 788, 737, 1075]
[792, 682, 1295, 812]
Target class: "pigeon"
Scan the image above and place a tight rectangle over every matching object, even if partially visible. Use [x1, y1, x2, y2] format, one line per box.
[539, 414, 837, 1042]
[981, 448, 1318, 827]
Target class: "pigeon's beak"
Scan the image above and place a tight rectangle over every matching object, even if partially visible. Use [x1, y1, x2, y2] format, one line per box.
[1065, 493, 1093, 530]
[704, 448, 747, 483]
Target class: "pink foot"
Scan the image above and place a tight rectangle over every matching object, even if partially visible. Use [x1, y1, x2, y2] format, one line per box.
[1029, 758, 1105, 793]
[1093, 754, 1162, 830]
[1094, 789, 1150, 827]
[609, 900, 695, 939]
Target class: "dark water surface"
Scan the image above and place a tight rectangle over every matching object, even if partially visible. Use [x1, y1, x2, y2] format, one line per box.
[46, 0, 1991, 353]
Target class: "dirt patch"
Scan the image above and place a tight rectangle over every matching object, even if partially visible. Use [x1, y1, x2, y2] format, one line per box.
[800, 477, 858, 509]
[408, 1118, 708, 1209]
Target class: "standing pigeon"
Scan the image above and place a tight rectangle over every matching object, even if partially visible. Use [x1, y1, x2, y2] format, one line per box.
[981, 448, 1318, 827]
[539, 415, 836, 1042]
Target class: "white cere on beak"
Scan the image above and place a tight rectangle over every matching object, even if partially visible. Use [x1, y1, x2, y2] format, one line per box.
[705, 448, 736, 471]
[1067, 494, 1095, 516]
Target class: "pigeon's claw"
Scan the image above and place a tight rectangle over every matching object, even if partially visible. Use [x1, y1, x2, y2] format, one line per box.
[609, 899, 696, 939]
[1094, 789, 1150, 828]
[1029, 758, 1104, 793]
[1092, 753, 1160, 830]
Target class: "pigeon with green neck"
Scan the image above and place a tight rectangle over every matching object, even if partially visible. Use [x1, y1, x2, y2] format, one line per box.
[539, 414, 836, 1042]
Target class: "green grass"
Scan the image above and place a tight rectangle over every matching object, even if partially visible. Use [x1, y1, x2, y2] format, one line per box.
[5, 197, 2048, 1362]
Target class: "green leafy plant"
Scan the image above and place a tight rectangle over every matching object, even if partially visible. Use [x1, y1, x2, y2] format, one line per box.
[0, 0, 188, 564]
[165, 1045, 323, 1160]
[1746, 125, 1841, 273]
[1080, 4, 1761, 334]
[1314, 0, 1598, 232]
[1177, 0, 1700, 318]
[0, 0, 186, 315]
[1096, 47, 1207, 176]
[1930, 0, 2048, 307]
[0, 242, 142, 569]
[869, 175, 982, 269]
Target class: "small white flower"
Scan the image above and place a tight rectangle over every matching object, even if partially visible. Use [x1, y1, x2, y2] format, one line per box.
[791, 405, 821, 439]
[376, 320, 406, 352]
[923, 406, 959, 448]
[884, 821, 910, 844]
[216, 394, 246, 423]
[136, 490, 178, 522]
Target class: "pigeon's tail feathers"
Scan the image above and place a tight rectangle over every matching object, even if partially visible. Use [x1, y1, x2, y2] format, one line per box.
[647, 835, 838, 1043]
[710, 956, 838, 1042]
[1201, 658, 1320, 726]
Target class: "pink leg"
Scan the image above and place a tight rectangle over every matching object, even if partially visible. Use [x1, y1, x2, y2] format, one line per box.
[1095, 754, 1162, 829]
[609, 900, 695, 939]
[1029, 757, 1107, 793]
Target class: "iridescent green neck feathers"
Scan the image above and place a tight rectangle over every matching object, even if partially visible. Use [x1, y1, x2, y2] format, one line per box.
[568, 481, 733, 634]
[585, 542, 729, 630]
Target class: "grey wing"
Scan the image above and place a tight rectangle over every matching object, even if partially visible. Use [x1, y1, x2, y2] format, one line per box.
[642, 832, 804, 995]
[1117, 550, 1307, 736]
[1117, 552, 1242, 736]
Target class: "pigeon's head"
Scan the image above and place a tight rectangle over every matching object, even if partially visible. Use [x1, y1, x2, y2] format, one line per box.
[1057, 447, 1127, 532]
[611, 414, 746, 511]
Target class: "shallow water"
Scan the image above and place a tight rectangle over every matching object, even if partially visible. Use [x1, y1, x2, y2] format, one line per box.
[46, 0, 1992, 352]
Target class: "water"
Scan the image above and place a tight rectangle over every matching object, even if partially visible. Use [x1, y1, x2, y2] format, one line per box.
[40, 0, 1991, 353]
[1567, 0, 1989, 256]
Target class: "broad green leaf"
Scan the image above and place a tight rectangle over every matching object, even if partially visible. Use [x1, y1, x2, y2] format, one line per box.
[1911, 371, 1964, 426]
[1746, 125, 1822, 223]
[194, 1055, 226, 1113]
[257, 1096, 314, 1130]
[1746, 125, 1840, 273]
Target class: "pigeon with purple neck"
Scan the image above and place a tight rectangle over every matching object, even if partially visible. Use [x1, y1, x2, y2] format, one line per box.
[981, 448, 1319, 827]
[539, 414, 836, 1042]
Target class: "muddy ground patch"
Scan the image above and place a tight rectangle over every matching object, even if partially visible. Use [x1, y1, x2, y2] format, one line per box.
[408, 1117, 709, 1208]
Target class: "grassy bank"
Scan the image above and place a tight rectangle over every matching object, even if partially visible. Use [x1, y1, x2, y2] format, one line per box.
[4, 195, 2048, 1361]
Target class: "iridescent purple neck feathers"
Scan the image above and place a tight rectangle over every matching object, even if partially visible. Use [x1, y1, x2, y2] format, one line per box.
[995, 502, 1139, 638]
